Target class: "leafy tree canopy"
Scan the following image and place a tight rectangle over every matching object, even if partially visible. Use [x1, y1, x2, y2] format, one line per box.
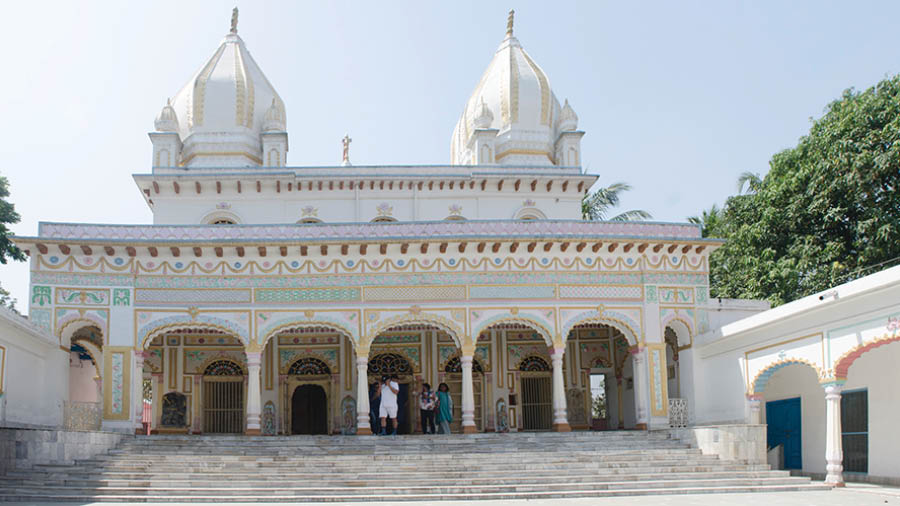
[697, 76, 900, 305]
[0, 174, 24, 310]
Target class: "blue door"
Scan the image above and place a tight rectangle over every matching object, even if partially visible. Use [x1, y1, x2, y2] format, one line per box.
[766, 397, 802, 469]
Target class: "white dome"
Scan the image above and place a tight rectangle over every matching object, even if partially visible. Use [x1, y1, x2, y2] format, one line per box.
[154, 99, 179, 132]
[451, 12, 564, 166]
[169, 30, 285, 167]
[558, 99, 578, 132]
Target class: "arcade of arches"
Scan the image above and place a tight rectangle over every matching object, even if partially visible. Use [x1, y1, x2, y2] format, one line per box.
[91, 319, 685, 435]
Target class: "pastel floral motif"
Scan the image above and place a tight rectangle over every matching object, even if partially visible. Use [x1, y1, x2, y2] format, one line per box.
[523, 199, 536, 207]
[301, 205, 318, 217]
[376, 203, 393, 217]
[448, 204, 463, 216]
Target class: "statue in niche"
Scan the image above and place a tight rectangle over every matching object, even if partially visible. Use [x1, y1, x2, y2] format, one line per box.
[341, 395, 357, 435]
[160, 392, 187, 427]
[262, 401, 276, 435]
[495, 398, 509, 433]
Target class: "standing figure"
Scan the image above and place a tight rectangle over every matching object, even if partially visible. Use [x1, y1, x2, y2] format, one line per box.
[435, 383, 453, 435]
[419, 383, 437, 435]
[369, 378, 382, 434]
[379, 374, 400, 436]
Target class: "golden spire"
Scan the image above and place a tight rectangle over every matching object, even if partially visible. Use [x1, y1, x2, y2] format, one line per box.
[506, 9, 515, 38]
[230, 7, 239, 34]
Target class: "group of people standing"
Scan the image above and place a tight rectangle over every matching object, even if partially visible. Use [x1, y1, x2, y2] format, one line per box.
[370, 377, 454, 435]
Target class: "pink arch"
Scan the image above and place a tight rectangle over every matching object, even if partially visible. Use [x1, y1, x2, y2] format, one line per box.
[833, 333, 900, 379]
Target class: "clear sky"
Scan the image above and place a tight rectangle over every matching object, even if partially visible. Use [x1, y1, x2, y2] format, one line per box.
[2, 1, 900, 313]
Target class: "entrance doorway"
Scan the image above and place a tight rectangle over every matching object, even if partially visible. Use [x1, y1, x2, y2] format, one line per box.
[368, 353, 413, 434]
[766, 397, 802, 469]
[519, 355, 553, 431]
[202, 360, 245, 434]
[291, 384, 328, 434]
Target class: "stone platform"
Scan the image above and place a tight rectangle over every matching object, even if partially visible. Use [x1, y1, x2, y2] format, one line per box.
[0, 431, 829, 502]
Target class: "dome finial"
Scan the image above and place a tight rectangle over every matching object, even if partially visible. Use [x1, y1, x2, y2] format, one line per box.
[230, 7, 239, 34]
[341, 134, 352, 166]
[506, 9, 515, 38]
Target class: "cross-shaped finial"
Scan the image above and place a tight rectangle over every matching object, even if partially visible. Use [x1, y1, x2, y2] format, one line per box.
[230, 7, 239, 34]
[506, 9, 515, 37]
[341, 134, 352, 165]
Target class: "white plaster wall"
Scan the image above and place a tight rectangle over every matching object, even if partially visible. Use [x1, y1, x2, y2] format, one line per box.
[149, 191, 584, 225]
[0, 311, 65, 427]
[69, 356, 99, 403]
[759, 363, 825, 474]
[690, 347, 749, 425]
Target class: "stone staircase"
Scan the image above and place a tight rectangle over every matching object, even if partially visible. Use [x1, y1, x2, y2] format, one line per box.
[0, 431, 828, 502]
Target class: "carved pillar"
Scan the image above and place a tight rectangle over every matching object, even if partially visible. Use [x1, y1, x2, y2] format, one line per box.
[616, 375, 625, 429]
[461, 354, 476, 433]
[747, 394, 763, 425]
[824, 382, 845, 487]
[152, 373, 163, 429]
[245, 351, 262, 435]
[551, 347, 570, 431]
[278, 375, 287, 434]
[356, 355, 372, 435]
[132, 351, 146, 433]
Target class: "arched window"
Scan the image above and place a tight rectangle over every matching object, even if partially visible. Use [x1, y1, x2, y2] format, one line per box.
[371, 216, 397, 223]
[204, 360, 243, 376]
[288, 357, 331, 375]
[297, 218, 322, 224]
[518, 356, 550, 372]
[368, 353, 412, 375]
[444, 215, 467, 221]
[514, 207, 547, 220]
[445, 356, 484, 373]
[211, 219, 237, 225]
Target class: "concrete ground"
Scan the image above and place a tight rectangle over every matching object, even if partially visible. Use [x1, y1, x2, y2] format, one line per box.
[3, 484, 900, 506]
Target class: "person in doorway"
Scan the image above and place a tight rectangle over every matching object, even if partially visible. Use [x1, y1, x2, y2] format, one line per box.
[379, 374, 399, 436]
[369, 378, 382, 434]
[435, 382, 453, 435]
[419, 383, 437, 434]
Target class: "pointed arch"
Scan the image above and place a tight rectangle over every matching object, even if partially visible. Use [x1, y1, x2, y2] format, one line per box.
[137, 315, 249, 349]
[663, 318, 692, 348]
[259, 318, 358, 352]
[59, 317, 107, 347]
[833, 332, 900, 380]
[749, 358, 824, 395]
[368, 313, 464, 349]
[561, 310, 639, 346]
[472, 315, 554, 347]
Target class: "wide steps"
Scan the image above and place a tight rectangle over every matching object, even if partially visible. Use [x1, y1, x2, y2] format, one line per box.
[0, 432, 829, 502]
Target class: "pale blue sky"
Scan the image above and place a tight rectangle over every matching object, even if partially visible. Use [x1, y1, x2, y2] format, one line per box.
[2, 1, 900, 312]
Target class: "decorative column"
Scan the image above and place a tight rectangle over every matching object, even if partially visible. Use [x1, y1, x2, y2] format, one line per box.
[550, 347, 571, 432]
[823, 382, 845, 487]
[356, 355, 372, 435]
[747, 394, 763, 425]
[245, 351, 262, 435]
[461, 354, 476, 433]
[616, 375, 625, 429]
[630, 346, 650, 430]
[152, 373, 163, 429]
[278, 375, 287, 435]
[132, 351, 146, 433]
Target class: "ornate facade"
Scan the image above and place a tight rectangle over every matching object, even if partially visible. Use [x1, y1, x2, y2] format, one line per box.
[14, 11, 718, 436]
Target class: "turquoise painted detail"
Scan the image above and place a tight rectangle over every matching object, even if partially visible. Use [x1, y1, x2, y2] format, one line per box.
[31, 286, 51, 306]
[112, 288, 130, 307]
[255, 288, 361, 303]
[470, 285, 556, 299]
[645, 286, 658, 303]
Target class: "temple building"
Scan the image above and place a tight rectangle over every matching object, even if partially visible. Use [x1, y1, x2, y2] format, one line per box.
[3, 9, 899, 489]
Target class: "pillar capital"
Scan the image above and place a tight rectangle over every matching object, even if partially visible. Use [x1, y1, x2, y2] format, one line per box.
[245, 351, 262, 367]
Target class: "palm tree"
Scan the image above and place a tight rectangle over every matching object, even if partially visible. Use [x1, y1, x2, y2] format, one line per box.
[581, 182, 652, 221]
[736, 171, 763, 194]
[687, 203, 722, 238]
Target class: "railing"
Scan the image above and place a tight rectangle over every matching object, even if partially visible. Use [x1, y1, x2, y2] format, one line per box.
[63, 401, 102, 431]
[668, 398, 688, 428]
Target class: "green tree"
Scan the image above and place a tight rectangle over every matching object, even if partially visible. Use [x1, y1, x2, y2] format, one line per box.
[700, 76, 900, 305]
[582, 182, 652, 221]
[0, 174, 24, 311]
[687, 203, 723, 238]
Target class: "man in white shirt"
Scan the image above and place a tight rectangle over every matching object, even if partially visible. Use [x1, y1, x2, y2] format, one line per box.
[378, 374, 400, 435]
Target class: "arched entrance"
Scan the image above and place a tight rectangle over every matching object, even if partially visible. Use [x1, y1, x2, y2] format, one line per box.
[286, 357, 331, 435]
[519, 356, 552, 431]
[202, 360, 245, 433]
[291, 385, 327, 434]
[368, 352, 413, 434]
[445, 356, 485, 433]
